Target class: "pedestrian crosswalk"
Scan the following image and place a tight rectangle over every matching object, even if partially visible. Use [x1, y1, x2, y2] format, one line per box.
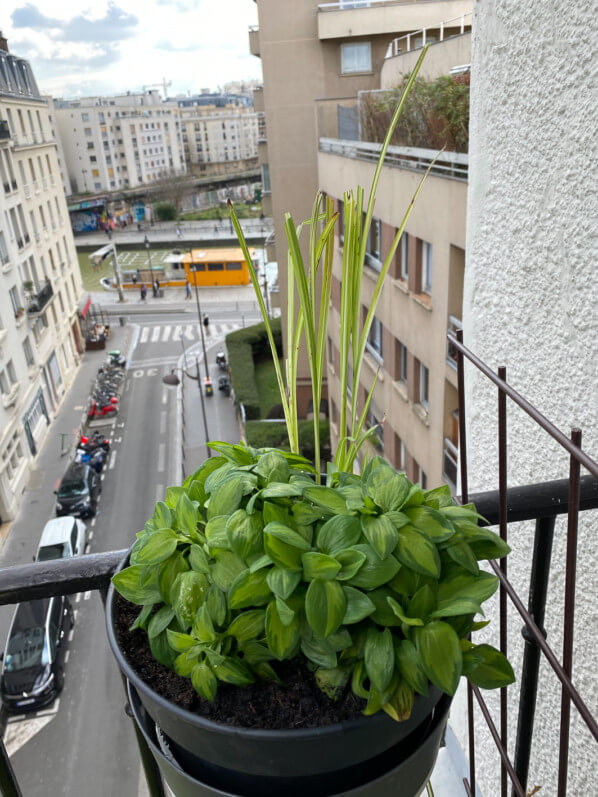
[138, 322, 240, 345]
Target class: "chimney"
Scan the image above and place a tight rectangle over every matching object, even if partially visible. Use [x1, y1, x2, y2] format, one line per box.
[0, 32, 8, 53]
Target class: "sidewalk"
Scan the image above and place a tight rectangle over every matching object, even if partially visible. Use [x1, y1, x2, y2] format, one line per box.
[87, 282, 260, 313]
[0, 323, 134, 567]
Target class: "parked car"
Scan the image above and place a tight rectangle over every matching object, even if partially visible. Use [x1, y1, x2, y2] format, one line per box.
[0, 595, 73, 712]
[36, 516, 87, 561]
[55, 462, 100, 518]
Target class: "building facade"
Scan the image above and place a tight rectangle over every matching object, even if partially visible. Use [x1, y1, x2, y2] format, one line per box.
[179, 103, 259, 178]
[249, 0, 471, 420]
[0, 38, 83, 522]
[53, 91, 187, 195]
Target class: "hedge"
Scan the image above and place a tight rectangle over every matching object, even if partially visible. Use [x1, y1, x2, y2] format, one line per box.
[226, 318, 282, 421]
[245, 419, 331, 466]
[155, 202, 177, 221]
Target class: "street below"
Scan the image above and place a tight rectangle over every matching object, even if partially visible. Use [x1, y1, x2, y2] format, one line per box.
[0, 302, 257, 795]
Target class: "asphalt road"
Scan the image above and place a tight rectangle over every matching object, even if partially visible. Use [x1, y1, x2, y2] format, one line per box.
[1, 305, 255, 795]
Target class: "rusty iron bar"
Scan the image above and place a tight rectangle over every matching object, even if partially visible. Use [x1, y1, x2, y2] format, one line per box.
[486, 556, 598, 743]
[557, 428, 582, 796]
[455, 328, 476, 797]
[498, 365, 508, 797]
[463, 779, 474, 796]
[447, 333, 598, 480]
[470, 685, 526, 797]
[512, 515, 556, 797]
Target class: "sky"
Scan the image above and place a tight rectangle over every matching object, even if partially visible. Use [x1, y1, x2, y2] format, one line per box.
[2, 0, 262, 99]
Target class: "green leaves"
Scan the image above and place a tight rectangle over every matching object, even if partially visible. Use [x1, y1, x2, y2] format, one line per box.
[303, 486, 349, 515]
[316, 515, 361, 554]
[364, 628, 394, 692]
[361, 515, 399, 560]
[395, 528, 441, 578]
[265, 599, 301, 660]
[346, 544, 401, 590]
[416, 621, 462, 695]
[264, 522, 311, 571]
[462, 644, 515, 689]
[305, 579, 347, 637]
[229, 568, 272, 609]
[302, 552, 341, 580]
[112, 565, 162, 605]
[227, 510, 263, 560]
[135, 529, 178, 565]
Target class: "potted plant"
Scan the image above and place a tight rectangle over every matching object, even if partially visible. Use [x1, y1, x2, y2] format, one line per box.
[106, 47, 514, 796]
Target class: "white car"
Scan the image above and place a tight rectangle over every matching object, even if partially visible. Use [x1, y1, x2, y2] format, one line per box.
[36, 516, 87, 562]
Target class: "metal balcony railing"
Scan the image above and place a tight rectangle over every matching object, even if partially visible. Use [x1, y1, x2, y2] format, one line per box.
[447, 315, 462, 368]
[0, 338, 596, 797]
[25, 280, 53, 316]
[385, 11, 472, 58]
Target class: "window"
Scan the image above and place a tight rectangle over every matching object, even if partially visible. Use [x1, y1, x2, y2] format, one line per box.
[207, 263, 224, 271]
[365, 218, 381, 271]
[87, 142, 94, 150]
[400, 232, 409, 280]
[367, 403, 384, 451]
[261, 163, 270, 193]
[422, 241, 432, 294]
[225, 262, 242, 270]
[394, 434, 408, 472]
[366, 316, 383, 360]
[419, 362, 430, 409]
[92, 169, 99, 177]
[81, 113, 89, 121]
[396, 341, 408, 384]
[341, 42, 372, 74]
[84, 128, 92, 136]
[6, 360, 17, 385]
[9, 286, 20, 315]
[23, 337, 34, 366]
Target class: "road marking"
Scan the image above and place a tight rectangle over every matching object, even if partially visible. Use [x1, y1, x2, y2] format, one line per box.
[160, 410, 167, 435]
[162, 325, 172, 342]
[64, 650, 70, 664]
[133, 369, 144, 378]
[157, 443, 165, 473]
[74, 610, 79, 621]
[4, 711, 58, 757]
[151, 326, 161, 342]
[114, 436, 122, 443]
[101, 473, 106, 481]
[140, 327, 150, 343]
[155, 483, 164, 502]
[88, 531, 94, 541]
[68, 628, 75, 642]
[162, 387, 168, 404]
[184, 325, 194, 340]
[84, 591, 91, 600]
[84, 543, 90, 554]
[75, 593, 81, 603]
[91, 517, 96, 527]
[108, 450, 117, 470]
[173, 325, 182, 341]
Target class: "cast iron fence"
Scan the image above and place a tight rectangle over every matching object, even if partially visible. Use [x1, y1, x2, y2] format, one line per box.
[0, 334, 596, 796]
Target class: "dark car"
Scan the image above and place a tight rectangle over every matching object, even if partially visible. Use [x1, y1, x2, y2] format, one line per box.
[1, 596, 73, 712]
[55, 462, 100, 518]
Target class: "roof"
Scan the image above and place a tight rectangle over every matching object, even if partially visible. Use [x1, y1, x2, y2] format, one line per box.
[0, 49, 43, 102]
[61, 462, 89, 482]
[38, 517, 76, 548]
[182, 248, 256, 264]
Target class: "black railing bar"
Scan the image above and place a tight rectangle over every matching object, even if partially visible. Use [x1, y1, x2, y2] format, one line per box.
[512, 515, 556, 796]
[468, 474, 597, 527]
[487, 557, 598, 743]
[455, 329, 476, 797]
[498, 365, 508, 797]
[470, 684, 526, 797]
[448, 332, 598, 479]
[0, 549, 127, 607]
[0, 735, 21, 797]
[557, 428, 582, 796]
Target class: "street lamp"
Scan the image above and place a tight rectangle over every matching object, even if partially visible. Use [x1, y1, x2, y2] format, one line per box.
[188, 250, 210, 382]
[163, 359, 211, 459]
[144, 236, 152, 270]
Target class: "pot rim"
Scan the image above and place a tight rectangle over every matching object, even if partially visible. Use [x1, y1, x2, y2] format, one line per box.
[106, 546, 442, 740]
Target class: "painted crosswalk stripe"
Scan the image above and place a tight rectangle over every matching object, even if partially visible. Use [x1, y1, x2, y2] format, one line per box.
[162, 325, 172, 342]
[151, 326, 161, 342]
[174, 325, 182, 341]
[184, 325, 194, 340]
[140, 327, 149, 343]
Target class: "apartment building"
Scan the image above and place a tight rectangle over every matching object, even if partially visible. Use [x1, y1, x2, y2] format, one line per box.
[53, 91, 187, 195]
[179, 103, 259, 178]
[0, 37, 83, 521]
[249, 0, 471, 430]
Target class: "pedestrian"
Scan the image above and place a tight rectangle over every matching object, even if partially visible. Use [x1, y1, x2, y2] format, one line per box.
[155, 278, 160, 297]
[214, 224, 218, 236]
[185, 280, 191, 299]
[140, 283, 147, 301]
[137, 222, 141, 232]
[203, 313, 210, 336]
[176, 226, 183, 239]
[132, 272, 138, 285]
[152, 280, 157, 298]
[144, 235, 149, 247]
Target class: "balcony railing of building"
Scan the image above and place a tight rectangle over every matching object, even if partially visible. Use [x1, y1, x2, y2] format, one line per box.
[257, 111, 267, 143]
[319, 0, 432, 11]
[447, 314, 462, 368]
[319, 136, 468, 180]
[385, 11, 472, 58]
[442, 436, 458, 491]
[25, 280, 53, 316]
[0, 333, 595, 796]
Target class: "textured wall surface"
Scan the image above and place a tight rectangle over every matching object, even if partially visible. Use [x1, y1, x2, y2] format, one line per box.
[454, 2, 598, 795]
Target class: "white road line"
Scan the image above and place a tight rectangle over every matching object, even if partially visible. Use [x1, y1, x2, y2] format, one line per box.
[140, 327, 150, 343]
[84, 543, 90, 554]
[162, 387, 168, 404]
[157, 443, 165, 473]
[68, 628, 75, 642]
[88, 530, 94, 541]
[160, 410, 167, 435]
[75, 593, 81, 603]
[155, 483, 164, 503]
[108, 450, 117, 470]
[151, 326, 161, 342]
[64, 650, 70, 664]
[173, 325, 182, 342]
[162, 325, 172, 342]
[91, 517, 96, 527]
[184, 324, 195, 340]
[83, 591, 91, 600]
[4, 714, 57, 756]
[73, 610, 79, 621]
[101, 473, 106, 481]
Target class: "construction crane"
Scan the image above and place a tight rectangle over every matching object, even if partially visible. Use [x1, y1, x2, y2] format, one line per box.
[143, 78, 172, 100]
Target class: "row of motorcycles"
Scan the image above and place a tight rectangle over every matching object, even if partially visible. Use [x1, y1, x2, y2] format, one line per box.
[87, 350, 125, 420]
[215, 351, 230, 397]
[74, 430, 111, 472]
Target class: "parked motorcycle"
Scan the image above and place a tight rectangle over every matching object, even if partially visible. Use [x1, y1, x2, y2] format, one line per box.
[78, 432, 110, 453]
[75, 446, 106, 473]
[88, 396, 118, 419]
[107, 349, 126, 368]
[218, 376, 231, 396]
[204, 377, 213, 397]
[216, 350, 227, 369]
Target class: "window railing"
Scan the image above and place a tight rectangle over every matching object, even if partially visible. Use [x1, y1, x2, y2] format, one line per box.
[319, 137, 468, 181]
[446, 314, 462, 368]
[26, 279, 53, 316]
[385, 11, 472, 58]
[319, 0, 410, 11]
[442, 436, 458, 491]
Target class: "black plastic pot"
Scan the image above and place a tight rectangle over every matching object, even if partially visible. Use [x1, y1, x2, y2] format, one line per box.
[106, 551, 451, 796]
[129, 682, 451, 797]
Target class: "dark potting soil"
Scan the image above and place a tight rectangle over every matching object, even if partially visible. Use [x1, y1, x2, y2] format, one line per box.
[114, 594, 367, 730]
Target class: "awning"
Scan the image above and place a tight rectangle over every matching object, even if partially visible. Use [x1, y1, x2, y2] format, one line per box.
[81, 296, 92, 318]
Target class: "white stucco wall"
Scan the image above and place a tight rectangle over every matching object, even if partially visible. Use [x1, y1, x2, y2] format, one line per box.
[454, 2, 598, 795]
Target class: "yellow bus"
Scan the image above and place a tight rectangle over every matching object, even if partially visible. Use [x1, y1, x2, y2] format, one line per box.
[182, 247, 256, 287]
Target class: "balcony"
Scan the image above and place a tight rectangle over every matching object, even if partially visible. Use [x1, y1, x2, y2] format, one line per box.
[0, 119, 10, 141]
[23, 183, 31, 198]
[385, 10, 472, 58]
[257, 111, 267, 143]
[25, 280, 54, 316]
[317, 0, 472, 40]
[2, 381, 20, 408]
[248, 25, 260, 57]
[442, 436, 458, 492]
[319, 137, 468, 181]
[446, 314, 462, 369]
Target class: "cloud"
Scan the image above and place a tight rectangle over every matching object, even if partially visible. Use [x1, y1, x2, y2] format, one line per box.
[156, 0, 200, 9]
[155, 40, 199, 53]
[11, 2, 138, 43]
